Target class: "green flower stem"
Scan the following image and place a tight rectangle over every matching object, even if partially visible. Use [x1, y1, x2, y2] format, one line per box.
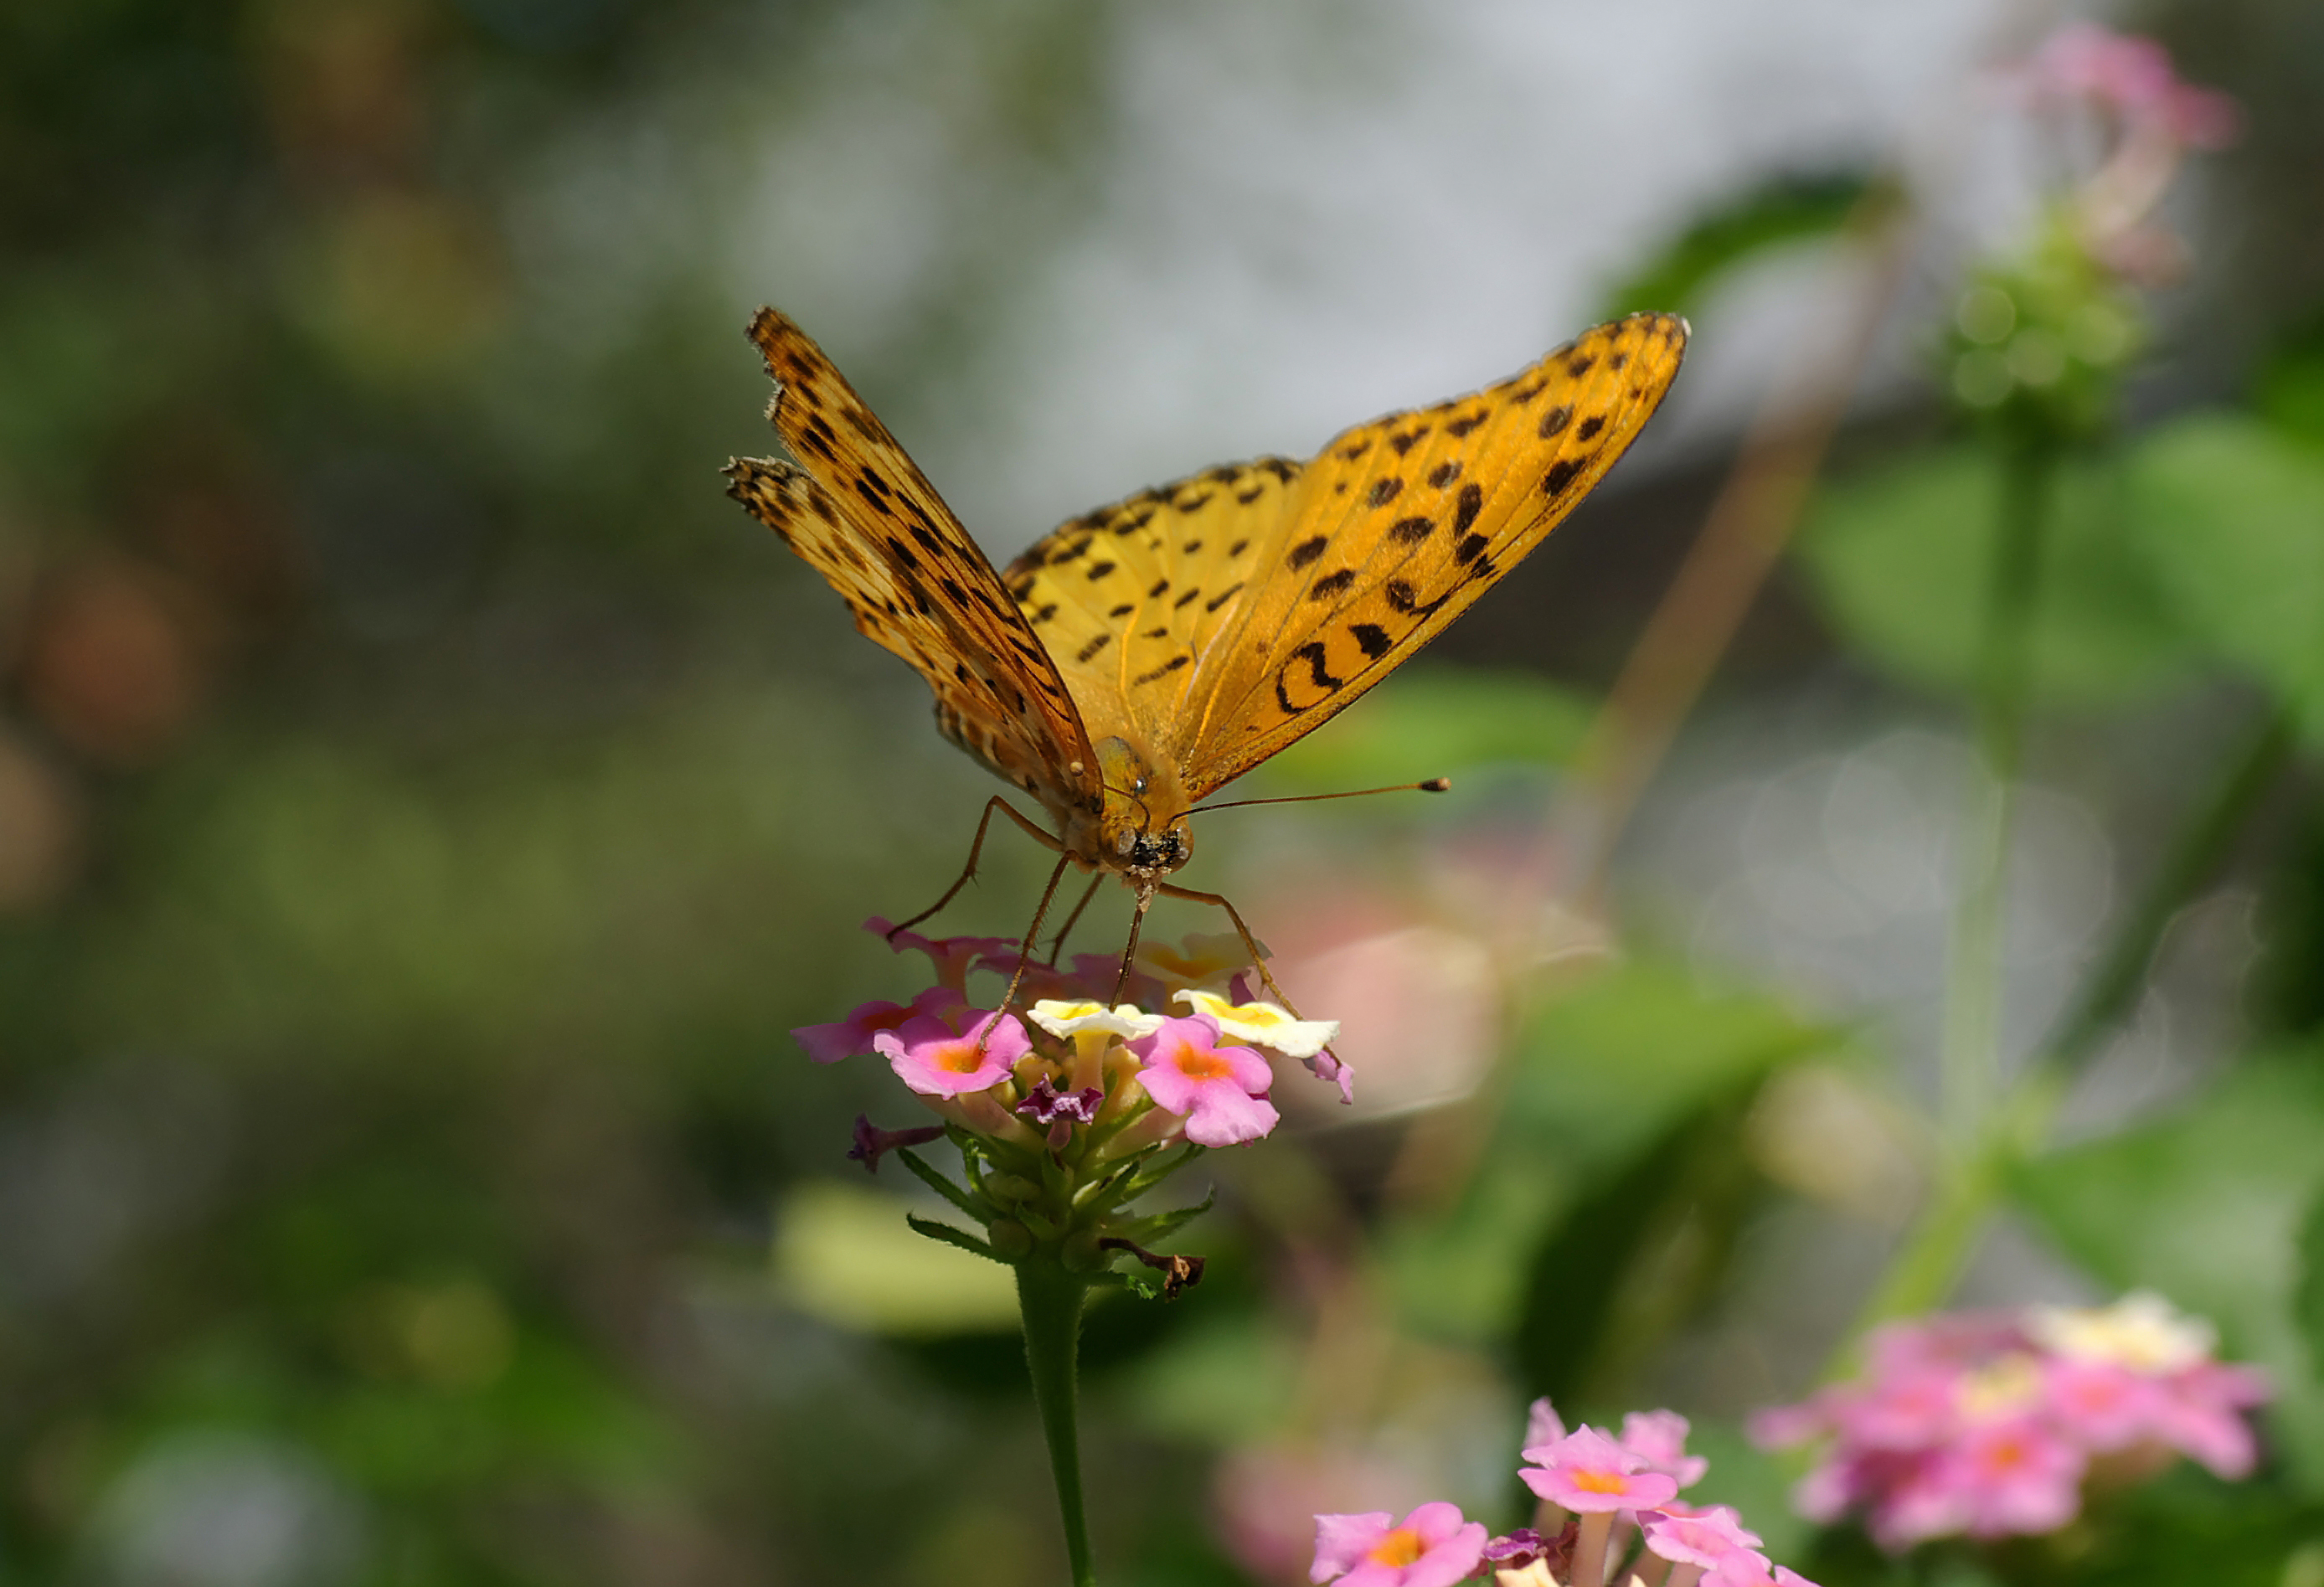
[1939, 440, 2055, 1154]
[1837, 690, 2296, 1359]
[1017, 1253, 1099, 1587]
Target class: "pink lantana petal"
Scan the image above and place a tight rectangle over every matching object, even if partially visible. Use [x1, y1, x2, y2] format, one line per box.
[1311, 1503, 1486, 1587]
[1701, 1551, 1784, 1587]
[1622, 1409, 1711, 1487]
[1130, 1014, 1281, 1147]
[1312, 1512, 1396, 1583]
[793, 985, 961, 1064]
[1641, 1506, 1761, 1569]
[1519, 1426, 1680, 1513]
[1523, 1397, 1568, 1456]
[863, 916, 1015, 991]
[871, 1010, 1030, 1098]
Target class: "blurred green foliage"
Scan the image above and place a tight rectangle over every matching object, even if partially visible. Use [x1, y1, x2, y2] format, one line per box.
[1601, 171, 1878, 322]
[1799, 446, 2199, 705]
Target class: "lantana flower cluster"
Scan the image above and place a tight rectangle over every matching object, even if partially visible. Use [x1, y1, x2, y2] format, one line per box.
[1750, 1293, 2270, 1552]
[792, 918, 1347, 1282]
[1947, 24, 2238, 434]
[1312, 1399, 1816, 1587]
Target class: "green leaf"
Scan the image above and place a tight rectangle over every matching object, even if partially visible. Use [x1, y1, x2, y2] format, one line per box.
[2125, 415, 2324, 745]
[1380, 960, 1847, 1345]
[2256, 314, 2324, 448]
[1504, 960, 1848, 1168]
[1255, 662, 1594, 793]
[1507, 1085, 1762, 1414]
[1798, 445, 2200, 704]
[1602, 170, 1878, 320]
[2012, 1049, 2324, 1488]
[2297, 1188, 2324, 1384]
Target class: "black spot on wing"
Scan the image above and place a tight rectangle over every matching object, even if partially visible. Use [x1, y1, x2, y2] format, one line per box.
[1132, 654, 1191, 686]
[1452, 482, 1483, 535]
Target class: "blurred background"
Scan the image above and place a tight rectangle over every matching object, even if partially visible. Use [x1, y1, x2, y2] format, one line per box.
[3, 1, 2321, 1583]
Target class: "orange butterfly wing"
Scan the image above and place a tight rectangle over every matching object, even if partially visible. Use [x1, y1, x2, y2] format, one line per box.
[1002, 313, 1688, 802]
[1184, 312, 1687, 796]
[724, 309, 1100, 815]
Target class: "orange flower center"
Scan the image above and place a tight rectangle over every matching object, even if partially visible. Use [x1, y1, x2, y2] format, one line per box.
[1173, 1049, 1233, 1080]
[1365, 1528, 1425, 1568]
[1572, 1470, 1631, 1495]
[936, 1042, 987, 1074]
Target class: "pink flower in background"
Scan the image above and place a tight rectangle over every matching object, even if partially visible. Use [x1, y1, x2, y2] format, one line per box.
[1130, 1014, 1281, 1146]
[871, 1009, 1028, 1097]
[2020, 22, 2239, 147]
[1945, 1416, 2086, 1539]
[1753, 1293, 2270, 1552]
[2041, 1356, 2165, 1450]
[2151, 1360, 2270, 1477]
[1310, 1397, 1816, 1587]
[1310, 1503, 1486, 1587]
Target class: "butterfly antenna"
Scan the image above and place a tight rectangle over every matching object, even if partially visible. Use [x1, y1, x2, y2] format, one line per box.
[1188, 776, 1452, 816]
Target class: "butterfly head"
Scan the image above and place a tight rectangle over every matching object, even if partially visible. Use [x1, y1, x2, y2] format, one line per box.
[1090, 735, 1193, 879]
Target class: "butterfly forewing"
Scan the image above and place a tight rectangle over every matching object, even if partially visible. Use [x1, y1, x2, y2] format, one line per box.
[1176, 312, 1688, 798]
[1001, 457, 1305, 750]
[726, 309, 1099, 814]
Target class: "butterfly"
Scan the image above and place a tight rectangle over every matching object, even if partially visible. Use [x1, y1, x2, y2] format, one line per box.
[727, 307, 1686, 1002]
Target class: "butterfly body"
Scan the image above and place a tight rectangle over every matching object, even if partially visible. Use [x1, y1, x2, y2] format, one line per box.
[727, 306, 1685, 934]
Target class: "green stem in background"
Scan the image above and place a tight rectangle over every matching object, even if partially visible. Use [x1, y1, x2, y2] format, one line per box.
[1017, 1255, 1098, 1587]
[1938, 441, 2056, 1154]
[1837, 700, 2296, 1355]
[2036, 703, 2297, 1077]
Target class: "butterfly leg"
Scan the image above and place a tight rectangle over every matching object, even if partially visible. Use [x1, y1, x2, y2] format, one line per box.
[1044, 872, 1107, 966]
[886, 796, 1064, 940]
[1110, 881, 1157, 1005]
[1154, 882, 1306, 1018]
[985, 851, 1076, 1047]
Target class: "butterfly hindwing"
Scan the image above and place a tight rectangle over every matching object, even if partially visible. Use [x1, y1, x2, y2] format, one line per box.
[726, 309, 1098, 812]
[1176, 312, 1688, 798]
[1000, 457, 1303, 750]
